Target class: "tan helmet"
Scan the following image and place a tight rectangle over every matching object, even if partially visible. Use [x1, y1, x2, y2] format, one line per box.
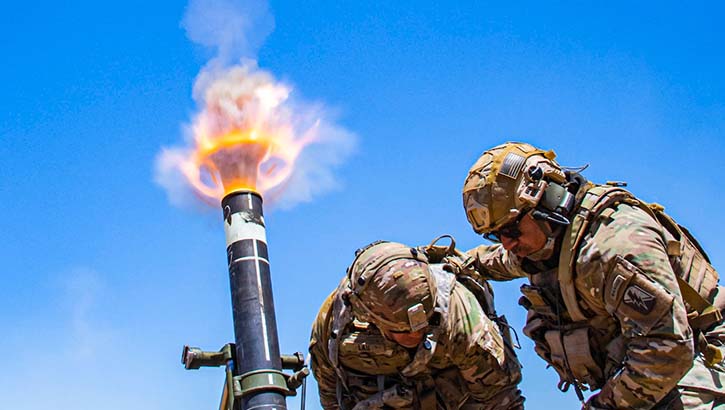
[346, 241, 436, 333]
[462, 142, 569, 235]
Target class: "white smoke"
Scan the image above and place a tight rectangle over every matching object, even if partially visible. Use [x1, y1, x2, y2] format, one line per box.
[155, 146, 203, 208]
[155, 0, 356, 210]
[270, 106, 357, 209]
[181, 0, 274, 65]
[193, 63, 292, 142]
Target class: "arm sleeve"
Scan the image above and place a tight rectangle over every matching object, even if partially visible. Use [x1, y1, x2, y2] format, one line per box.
[583, 205, 694, 409]
[466, 244, 528, 281]
[309, 292, 341, 410]
[447, 284, 524, 409]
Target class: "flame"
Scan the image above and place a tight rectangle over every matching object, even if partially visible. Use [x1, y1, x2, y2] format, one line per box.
[176, 65, 315, 202]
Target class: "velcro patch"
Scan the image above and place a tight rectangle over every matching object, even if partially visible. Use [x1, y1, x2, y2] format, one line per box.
[623, 285, 656, 314]
[604, 256, 674, 335]
[499, 153, 526, 179]
[609, 274, 627, 300]
[407, 303, 428, 332]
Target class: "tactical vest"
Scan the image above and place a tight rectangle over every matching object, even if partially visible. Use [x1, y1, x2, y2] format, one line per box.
[520, 184, 724, 394]
[327, 264, 518, 410]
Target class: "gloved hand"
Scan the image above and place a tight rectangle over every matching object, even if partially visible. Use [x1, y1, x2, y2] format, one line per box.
[351, 384, 413, 410]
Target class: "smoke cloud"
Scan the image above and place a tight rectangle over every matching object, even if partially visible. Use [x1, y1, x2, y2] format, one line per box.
[181, 0, 274, 65]
[156, 0, 356, 210]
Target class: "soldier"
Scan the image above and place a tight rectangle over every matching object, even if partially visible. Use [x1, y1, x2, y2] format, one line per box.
[461, 142, 725, 409]
[309, 240, 524, 410]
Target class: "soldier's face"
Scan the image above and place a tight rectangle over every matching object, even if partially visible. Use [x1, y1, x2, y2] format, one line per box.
[383, 329, 426, 348]
[500, 213, 547, 258]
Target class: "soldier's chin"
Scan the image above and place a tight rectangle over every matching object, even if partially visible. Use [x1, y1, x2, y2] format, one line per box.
[388, 331, 425, 348]
[521, 245, 553, 262]
[396, 339, 422, 348]
[511, 246, 533, 258]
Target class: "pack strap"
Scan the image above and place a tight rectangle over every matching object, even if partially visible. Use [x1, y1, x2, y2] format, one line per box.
[697, 332, 724, 368]
[328, 279, 354, 391]
[558, 185, 631, 322]
[677, 276, 724, 331]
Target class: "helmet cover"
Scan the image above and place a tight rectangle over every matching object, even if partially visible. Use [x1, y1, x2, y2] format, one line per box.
[348, 242, 435, 332]
[462, 142, 566, 234]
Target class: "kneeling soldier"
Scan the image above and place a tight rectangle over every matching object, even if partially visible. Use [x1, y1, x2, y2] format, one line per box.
[309, 241, 524, 410]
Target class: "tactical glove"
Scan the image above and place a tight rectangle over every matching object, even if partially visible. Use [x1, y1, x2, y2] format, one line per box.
[351, 384, 414, 410]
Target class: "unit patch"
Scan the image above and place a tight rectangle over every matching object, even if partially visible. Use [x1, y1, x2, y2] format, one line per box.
[623, 285, 656, 314]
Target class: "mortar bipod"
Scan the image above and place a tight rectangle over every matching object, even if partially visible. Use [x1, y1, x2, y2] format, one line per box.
[181, 344, 310, 410]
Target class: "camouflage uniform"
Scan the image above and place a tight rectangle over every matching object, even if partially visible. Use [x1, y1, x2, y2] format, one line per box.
[309, 242, 524, 410]
[462, 142, 725, 410]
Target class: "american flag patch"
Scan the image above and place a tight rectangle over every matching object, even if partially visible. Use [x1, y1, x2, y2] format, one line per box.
[499, 153, 525, 179]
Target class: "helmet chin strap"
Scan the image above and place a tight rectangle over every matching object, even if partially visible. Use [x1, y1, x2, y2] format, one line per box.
[525, 208, 568, 262]
[525, 235, 556, 261]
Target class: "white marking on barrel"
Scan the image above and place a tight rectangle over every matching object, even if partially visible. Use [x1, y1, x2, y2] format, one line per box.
[223, 211, 271, 362]
[230, 255, 269, 264]
[225, 213, 267, 244]
[255, 238, 271, 361]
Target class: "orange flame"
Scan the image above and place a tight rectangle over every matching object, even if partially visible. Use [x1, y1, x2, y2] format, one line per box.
[177, 65, 314, 202]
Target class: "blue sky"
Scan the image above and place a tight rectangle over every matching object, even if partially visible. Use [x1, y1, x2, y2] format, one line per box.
[1, 1, 724, 409]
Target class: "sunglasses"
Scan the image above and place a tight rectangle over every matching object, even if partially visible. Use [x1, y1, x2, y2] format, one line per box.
[483, 211, 528, 243]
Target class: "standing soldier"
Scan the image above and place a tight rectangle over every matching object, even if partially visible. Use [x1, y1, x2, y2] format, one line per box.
[461, 142, 725, 409]
[309, 240, 524, 409]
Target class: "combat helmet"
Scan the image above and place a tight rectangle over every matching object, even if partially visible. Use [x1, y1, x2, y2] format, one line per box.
[462, 142, 575, 237]
[345, 241, 436, 333]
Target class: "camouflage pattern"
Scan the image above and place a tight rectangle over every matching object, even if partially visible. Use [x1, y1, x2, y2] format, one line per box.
[467, 191, 725, 409]
[350, 257, 436, 333]
[462, 142, 567, 234]
[309, 260, 524, 410]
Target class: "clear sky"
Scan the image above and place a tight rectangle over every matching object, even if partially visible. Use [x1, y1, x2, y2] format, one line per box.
[2, 1, 724, 409]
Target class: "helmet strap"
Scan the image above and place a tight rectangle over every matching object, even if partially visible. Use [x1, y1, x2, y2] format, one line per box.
[525, 210, 565, 262]
[525, 233, 557, 261]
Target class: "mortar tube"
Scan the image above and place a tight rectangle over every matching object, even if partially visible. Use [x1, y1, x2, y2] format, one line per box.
[221, 190, 287, 410]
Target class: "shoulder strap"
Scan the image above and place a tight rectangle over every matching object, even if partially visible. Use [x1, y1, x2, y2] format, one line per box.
[328, 278, 355, 391]
[641, 204, 722, 330]
[558, 185, 635, 322]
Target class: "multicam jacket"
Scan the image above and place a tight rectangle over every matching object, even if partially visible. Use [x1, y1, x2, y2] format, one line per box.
[467, 184, 725, 409]
[309, 265, 524, 410]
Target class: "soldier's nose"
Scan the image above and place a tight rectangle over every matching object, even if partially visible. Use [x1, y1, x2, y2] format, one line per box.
[500, 236, 518, 251]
